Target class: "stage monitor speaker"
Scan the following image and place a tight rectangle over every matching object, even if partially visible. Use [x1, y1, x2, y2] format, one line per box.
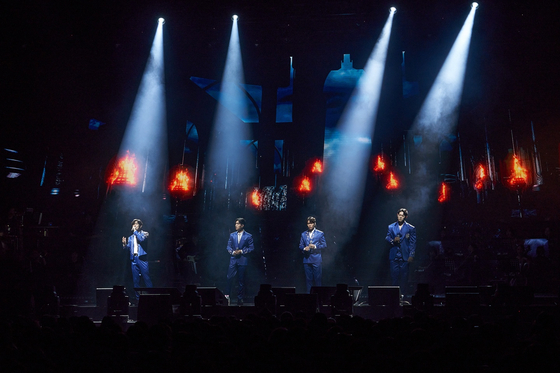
[197, 287, 228, 306]
[271, 287, 296, 306]
[310, 286, 337, 306]
[412, 283, 434, 309]
[134, 288, 182, 304]
[284, 293, 318, 315]
[445, 286, 478, 294]
[368, 286, 400, 308]
[137, 294, 173, 325]
[96, 287, 114, 308]
[445, 286, 480, 309]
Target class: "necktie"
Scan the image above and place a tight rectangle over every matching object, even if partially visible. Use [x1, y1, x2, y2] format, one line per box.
[133, 235, 138, 255]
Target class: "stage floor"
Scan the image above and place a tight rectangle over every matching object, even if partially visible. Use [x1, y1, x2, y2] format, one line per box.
[61, 292, 559, 327]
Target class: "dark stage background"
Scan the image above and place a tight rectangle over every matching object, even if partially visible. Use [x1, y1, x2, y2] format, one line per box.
[1, 0, 560, 302]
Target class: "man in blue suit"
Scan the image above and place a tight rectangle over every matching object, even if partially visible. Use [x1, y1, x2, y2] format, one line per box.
[122, 219, 153, 302]
[385, 208, 416, 295]
[225, 218, 254, 306]
[299, 216, 327, 293]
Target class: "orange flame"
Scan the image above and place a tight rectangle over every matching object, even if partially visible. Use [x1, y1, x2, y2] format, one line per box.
[386, 172, 399, 190]
[109, 151, 138, 186]
[170, 169, 189, 192]
[508, 155, 528, 187]
[251, 189, 260, 207]
[438, 182, 449, 203]
[168, 166, 194, 200]
[474, 164, 486, 190]
[373, 155, 385, 172]
[299, 176, 312, 192]
[311, 160, 323, 174]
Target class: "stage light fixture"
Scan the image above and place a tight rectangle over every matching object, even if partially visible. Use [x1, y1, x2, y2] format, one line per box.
[158, 18, 165, 24]
[471, 2, 479, 9]
[390, 7, 397, 13]
[232, 14, 238, 21]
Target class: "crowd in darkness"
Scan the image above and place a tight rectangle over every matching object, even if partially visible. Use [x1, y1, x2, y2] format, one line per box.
[1, 308, 559, 372]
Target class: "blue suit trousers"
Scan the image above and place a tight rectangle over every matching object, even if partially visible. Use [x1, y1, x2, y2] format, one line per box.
[390, 259, 409, 295]
[304, 262, 322, 293]
[226, 262, 247, 301]
[131, 256, 152, 299]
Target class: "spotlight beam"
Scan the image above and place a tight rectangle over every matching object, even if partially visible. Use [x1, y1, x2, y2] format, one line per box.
[206, 16, 253, 199]
[321, 11, 395, 248]
[405, 5, 478, 214]
[83, 19, 169, 300]
[120, 20, 167, 169]
[415, 8, 477, 140]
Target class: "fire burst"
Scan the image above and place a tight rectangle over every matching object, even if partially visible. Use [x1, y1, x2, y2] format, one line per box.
[311, 160, 323, 174]
[373, 155, 385, 172]
[508, 155, 528, 187]
[251, 189, 260, 207]
[170, 169, 189, 192]
[109, 151, 138, 186]
[386, 172, 398, 190]
[474, 164, 486, 190]
[299, 176, 312, 192]
[438, 182, 449, 203]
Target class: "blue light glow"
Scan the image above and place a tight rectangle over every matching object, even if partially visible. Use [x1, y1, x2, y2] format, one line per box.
[404, 5, 478, 214]
[119, 18, 167, 196]
[206, 12, 254, 204]
[321, 10, 396, 258]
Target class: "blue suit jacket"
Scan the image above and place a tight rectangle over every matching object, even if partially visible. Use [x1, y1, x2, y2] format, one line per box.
[124, 230, 148, 260]
[227, 231, 254, 266]
[385, 222, 416, 261]
[299, 229, 326, 264]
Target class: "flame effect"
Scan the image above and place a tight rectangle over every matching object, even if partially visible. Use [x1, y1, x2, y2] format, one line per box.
[386, 172, 398, 190]
[251, 189, 260, 207]
[438, 182, 449, 203]
[170, 169, 189, 192]
[474, 164, 486, 190]
[508, 155, 528, 187]
[311, 160, 323, 174]
[109, 151, 138, 186]
[299, 176, 312, 192]
[373, 155, 385, 172]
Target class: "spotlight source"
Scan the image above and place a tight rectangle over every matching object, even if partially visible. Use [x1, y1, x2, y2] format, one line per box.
[471, 2, 479, 9]
[232, 14, 238, 21]
[390, 7, 397, 13]
[158, 18, 165, 24]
